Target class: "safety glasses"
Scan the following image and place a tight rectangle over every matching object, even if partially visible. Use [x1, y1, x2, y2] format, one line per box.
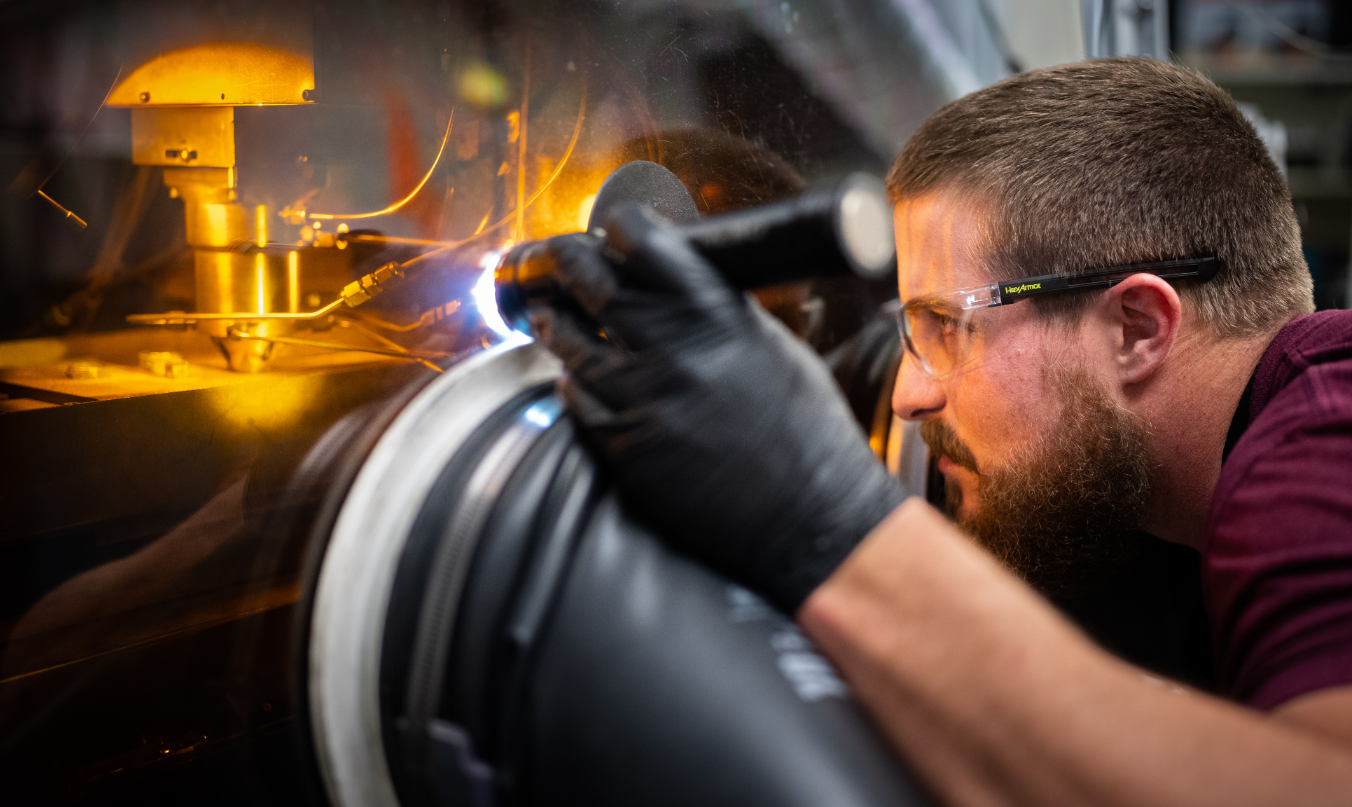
[889, 257, 1221, 379]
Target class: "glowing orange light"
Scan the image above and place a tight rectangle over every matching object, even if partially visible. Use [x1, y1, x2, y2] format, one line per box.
[287, 251, 300, 313]
[255, 255, 267, 313]
[576, 193, 597, 232]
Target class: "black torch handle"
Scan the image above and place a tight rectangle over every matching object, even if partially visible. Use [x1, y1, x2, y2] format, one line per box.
[495, 172, 895, 332]
[681, 174, 893, 289]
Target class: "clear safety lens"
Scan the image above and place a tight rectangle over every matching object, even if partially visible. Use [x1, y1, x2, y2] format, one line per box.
[897, 301, 980, 378]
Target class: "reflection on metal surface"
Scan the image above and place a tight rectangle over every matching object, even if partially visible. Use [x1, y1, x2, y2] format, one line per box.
[139, 350, 189, 378]
[132, 107, 237, 167]
[310, 341, 559, 807]
[106, 42, 316, 107]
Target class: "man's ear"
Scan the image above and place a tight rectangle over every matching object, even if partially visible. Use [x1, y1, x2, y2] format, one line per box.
[1099, 273, 1182, 385]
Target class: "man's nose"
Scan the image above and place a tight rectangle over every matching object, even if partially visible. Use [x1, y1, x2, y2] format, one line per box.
[892, 353, 946, 420]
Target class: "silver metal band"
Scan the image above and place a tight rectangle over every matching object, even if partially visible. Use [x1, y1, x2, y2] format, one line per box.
[309, 338, 561, 807]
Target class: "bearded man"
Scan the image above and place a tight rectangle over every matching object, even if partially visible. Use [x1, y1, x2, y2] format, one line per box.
[530, 57, 1352, 804]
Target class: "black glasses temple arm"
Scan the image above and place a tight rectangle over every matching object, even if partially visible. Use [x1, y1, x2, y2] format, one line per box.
[993, 257, 1221, 304]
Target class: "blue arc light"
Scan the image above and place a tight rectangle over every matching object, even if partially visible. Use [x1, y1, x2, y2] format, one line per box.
[472, 251, 524, 341]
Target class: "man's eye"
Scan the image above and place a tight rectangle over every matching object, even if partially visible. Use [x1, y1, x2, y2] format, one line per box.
[933, 311, 959, 335]
[919, 306, 953, 327]
[931, 309, 978, 350]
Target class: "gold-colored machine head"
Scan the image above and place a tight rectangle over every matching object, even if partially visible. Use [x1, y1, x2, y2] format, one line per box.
[109, 43, 315, 372]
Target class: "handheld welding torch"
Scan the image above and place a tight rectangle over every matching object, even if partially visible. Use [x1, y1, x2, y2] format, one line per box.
[492, 161, 898, 332]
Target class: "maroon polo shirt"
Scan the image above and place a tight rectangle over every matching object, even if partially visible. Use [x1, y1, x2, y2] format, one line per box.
[1205, 308, 1352, 710]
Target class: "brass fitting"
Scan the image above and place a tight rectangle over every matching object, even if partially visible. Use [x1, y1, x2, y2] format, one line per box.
[340, 263, 405, 307]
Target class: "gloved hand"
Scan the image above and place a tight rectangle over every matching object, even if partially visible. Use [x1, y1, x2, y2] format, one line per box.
[529, 205, 909, 613]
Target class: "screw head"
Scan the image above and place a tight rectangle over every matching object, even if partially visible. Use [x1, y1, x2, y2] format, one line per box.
[139, 92, 150, 103]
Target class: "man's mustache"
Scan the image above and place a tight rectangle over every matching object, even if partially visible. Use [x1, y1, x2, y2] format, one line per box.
[920, 418, 979, 473]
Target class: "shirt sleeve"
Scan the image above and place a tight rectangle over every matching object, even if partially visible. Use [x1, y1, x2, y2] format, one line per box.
[1205, 359, 1352, 711]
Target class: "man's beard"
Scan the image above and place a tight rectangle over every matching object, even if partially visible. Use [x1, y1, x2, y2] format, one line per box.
[921, 369, 1153, 599]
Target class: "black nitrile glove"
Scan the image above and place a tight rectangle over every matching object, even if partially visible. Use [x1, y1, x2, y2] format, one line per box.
[529, 205, 909, 614]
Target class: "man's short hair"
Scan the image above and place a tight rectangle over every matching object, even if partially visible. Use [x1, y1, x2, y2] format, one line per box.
[886, 57, 1314, 338]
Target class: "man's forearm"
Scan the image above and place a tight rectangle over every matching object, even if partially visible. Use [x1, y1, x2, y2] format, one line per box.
[798, 498, 1352, 807]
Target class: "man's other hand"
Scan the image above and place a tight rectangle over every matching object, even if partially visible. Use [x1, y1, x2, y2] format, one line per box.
[528, 205, 908, 614]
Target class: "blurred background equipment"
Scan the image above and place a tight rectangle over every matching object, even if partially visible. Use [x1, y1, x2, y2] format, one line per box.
[1111, 0, 1352, 309]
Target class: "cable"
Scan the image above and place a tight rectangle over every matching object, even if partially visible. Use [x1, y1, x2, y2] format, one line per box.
[386, 88, 588, 270]
[227, 327, 447, 373]
[308, 110, 455, 220]
[353, 300, 461, 333]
